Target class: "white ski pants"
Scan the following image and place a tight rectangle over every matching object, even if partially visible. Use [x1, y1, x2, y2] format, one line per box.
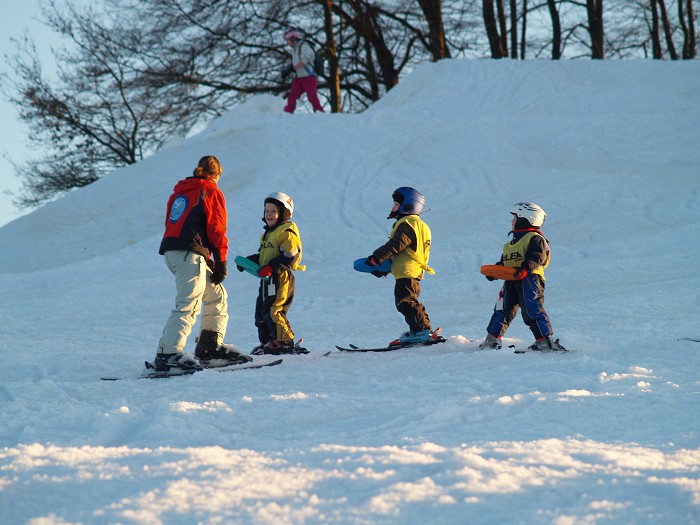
[157, 250, 229, 354]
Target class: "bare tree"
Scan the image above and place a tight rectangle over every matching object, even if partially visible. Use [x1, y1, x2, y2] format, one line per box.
[547, 0, 563, 59]
[587, 0, 605, 59]
[6, 0, 699, 206]
[2, 2, 192, 207]
[318, 0, 341, 112]
[417, 0, 452, 60]
[657, 0, 679, 59]
[509, 0, 518, 58]
[679, 0, 697, 58]
[483, 0, 507, 57]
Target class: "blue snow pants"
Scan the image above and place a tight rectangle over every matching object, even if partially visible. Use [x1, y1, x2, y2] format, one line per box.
[486, 274, 552, 340]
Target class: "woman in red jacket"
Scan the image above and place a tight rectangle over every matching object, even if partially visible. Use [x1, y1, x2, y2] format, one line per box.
[154, 155, 248, 373]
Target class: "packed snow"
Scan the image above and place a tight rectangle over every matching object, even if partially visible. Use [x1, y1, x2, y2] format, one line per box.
[0, 59, 699, 524]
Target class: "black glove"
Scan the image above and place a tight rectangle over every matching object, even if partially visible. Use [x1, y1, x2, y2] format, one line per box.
[211, 261, 227, 285]
[280, 65, 294, 82]
[371, 270, 389, 278]
[366, 255, 379, 267]
[237, 254, 258, 272]
[485, 275, 495, 282]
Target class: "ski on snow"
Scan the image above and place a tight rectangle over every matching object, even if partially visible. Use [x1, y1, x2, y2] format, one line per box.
[100, 358, 283, 381]
[510, 344, 569, 355]
[335, 328, 446, 353]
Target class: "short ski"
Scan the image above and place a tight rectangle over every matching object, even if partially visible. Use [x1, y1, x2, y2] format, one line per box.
[251, 338, 309, 356]
[336, 337, 446, 353]
[100, 358, 282, 381]
[337, 327, 446, 353]
[511, 345, 569, 355]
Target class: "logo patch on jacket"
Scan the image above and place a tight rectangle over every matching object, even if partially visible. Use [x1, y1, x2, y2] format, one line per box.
[169, 195, 189, 223]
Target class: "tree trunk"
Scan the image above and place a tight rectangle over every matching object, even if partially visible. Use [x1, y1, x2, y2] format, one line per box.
[685, 0, 696, 58]
[321, 0, 342, 112]
[586, 0, 604, 59]
[650, 0, 663, 59]
[547, 0, 562, 59]
[520, 0, 528, 59]
[657, 0, 678, 59]
[416, 0, 451, 61]
[483, 0, 506, 58]
[496, 0, 509, 57]
[510, 0, 518, 58]
[358, 2, 399, 91]
[678, 0, 697, 59]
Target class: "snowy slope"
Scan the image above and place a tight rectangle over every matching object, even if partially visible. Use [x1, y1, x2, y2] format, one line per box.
[0, 59, 699, 524]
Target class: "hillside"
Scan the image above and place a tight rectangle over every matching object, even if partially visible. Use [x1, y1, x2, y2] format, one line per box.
[0, 59, 699, 524]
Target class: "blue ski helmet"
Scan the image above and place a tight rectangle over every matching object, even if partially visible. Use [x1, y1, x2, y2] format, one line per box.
[392, 187, 425, 216]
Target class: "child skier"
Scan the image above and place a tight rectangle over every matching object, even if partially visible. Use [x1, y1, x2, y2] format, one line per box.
[240, 192, 308, 355]
[365, 187, 440, 346]
[479, 202, 566, 351]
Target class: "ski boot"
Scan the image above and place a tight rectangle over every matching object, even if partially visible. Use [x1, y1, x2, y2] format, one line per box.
[195, 330, 252, 365]
[251, 339, 309, 355]
[528, 336, 567, 351]
[390, 328, 443, 346]
[154, 351, 203, 373]
[478, 333, 503, 350]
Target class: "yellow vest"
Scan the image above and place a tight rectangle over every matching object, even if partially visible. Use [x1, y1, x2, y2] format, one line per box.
[390, 215, 434, 279]
[258, 221, 305, 271]
[502, 231, 549, 280]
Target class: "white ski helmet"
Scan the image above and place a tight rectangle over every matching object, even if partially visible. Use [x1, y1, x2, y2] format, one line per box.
[510, 202, 546, 228]
[265, 192, 294, 220]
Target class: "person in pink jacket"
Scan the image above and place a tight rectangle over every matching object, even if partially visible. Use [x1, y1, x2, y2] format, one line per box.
[282, 30, 325, 114]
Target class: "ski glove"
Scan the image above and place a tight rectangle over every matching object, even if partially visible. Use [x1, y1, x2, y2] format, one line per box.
[513, 268, 528, 280]
[258, 265, 273, 278]
[365, 256, 388, 277]
[211, 261, 227, 285]
[280, 65, 294, 82]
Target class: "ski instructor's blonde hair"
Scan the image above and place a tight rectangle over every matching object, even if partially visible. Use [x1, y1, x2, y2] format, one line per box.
[193, 155, 222, 179]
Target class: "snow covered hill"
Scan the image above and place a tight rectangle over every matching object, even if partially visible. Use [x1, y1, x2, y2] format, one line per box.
[0, 59, 699, 524]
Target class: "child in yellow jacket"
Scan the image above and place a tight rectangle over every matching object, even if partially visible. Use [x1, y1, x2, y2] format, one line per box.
[239, 192, 308, 355]
[365, 187, 441, 346]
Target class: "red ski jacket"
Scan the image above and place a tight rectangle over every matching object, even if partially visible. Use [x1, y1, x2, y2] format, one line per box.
[159, 176, 228, 263]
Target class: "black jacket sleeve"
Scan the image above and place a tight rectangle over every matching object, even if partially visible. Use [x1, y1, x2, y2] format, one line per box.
[372, 221, 416, 264]
[522, 234, 549, 273]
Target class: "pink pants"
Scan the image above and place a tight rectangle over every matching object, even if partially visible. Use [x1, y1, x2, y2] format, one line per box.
[284, 76, 325, 114]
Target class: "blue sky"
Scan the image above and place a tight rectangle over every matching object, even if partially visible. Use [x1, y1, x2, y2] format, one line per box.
[0, 0, 59, 227]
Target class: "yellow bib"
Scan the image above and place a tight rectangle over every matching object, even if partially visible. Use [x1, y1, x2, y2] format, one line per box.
[390, 215, 434, 279]
[259, 221, 305, 271]
[502, 231, 549, 280]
